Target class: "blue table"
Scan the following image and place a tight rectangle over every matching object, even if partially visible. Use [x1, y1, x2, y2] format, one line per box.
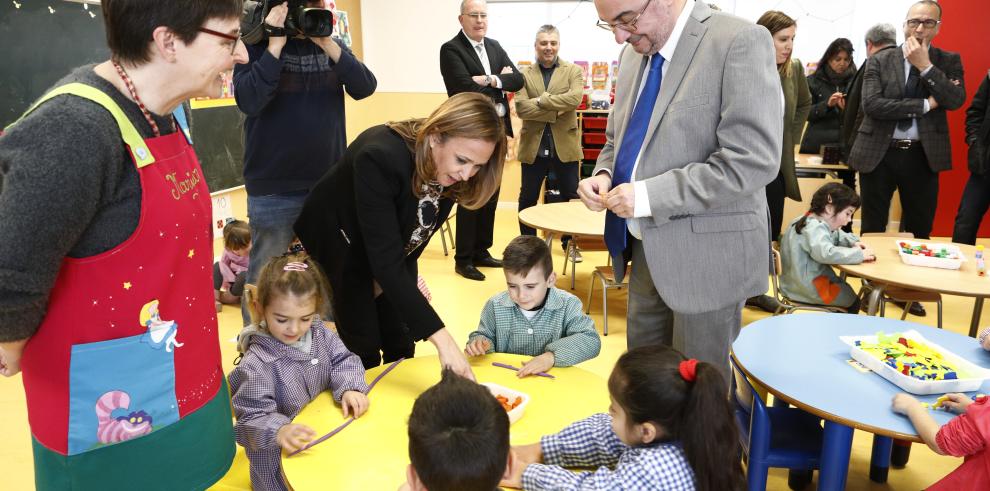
[732, 314, 990, 490]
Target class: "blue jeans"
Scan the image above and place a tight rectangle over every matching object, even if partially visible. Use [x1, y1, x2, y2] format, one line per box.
[241, 192, 307, 325]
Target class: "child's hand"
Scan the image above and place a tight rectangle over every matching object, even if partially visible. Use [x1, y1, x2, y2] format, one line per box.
[465, 337, 492, 357]
[940, 393, 975, 414]
[518, 352, 554, 378]
[512, 443, 544, 465]
[341, 390, 369, 418]
[862, 247, 876, 262]
[277, 423, 317, 453]
[499, 448, 529, 489]
[416, 275, 432, 302]
[979, 326, 990, 351]
[892, 393, 920, 415]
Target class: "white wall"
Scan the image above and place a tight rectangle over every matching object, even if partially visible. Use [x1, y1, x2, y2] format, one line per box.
[361, 0, 920, 94]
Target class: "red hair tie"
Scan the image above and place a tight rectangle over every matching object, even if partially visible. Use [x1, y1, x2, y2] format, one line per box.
[803, 211, 812, 217]
[679, 359, 698, 383]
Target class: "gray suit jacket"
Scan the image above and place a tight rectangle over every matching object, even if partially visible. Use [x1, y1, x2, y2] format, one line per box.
[593, 2, 782, 314]
[847, 45, 965, 173]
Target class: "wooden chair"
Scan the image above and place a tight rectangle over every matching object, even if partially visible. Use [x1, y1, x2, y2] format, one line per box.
[585, 263, 630, 336]
[770, 247, 848, 315]
[858, 233, 943, 328]
[439, 206, 456, 257]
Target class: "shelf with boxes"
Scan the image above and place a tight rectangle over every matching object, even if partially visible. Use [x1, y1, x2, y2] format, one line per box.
[578, 109, 609, 178]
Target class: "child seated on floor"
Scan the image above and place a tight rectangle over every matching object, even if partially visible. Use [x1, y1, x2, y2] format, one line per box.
[892, 330, 990, 491]
[465, 235, 601, 377]
[779, 182, 875, 313]
[401, 369, 513, 491]
[501, 344, 745, 490]
[229, 253, 369, 491]
[214, 219, 251, 305]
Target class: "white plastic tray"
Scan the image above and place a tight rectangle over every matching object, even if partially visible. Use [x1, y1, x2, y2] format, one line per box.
[896, 240, 966, 270]
[840, 330, 990, 395]
[481, 382, 530, 424]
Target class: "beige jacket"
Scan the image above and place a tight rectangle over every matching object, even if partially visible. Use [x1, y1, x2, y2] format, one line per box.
[514, 59, 584, 164]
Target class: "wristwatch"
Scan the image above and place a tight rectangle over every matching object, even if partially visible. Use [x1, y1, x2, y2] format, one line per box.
[264, 23, 286, 37]
[485, 75, 492, 86]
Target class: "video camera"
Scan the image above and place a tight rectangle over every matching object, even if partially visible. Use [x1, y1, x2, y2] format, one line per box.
[241, 0, 335, 44]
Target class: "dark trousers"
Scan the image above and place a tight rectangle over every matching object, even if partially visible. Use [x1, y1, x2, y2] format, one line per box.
[765, 172, 785, 242]
[519, 157, 579, 245]
[860, 145, 938, 239]
[455, 186, 500, 264]
[212, 262, 246, 296]
[838, 169, 857, 233]
[952, 172, 990, 245]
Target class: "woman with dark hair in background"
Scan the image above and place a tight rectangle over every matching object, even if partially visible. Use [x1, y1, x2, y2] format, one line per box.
[0, 0, 246, 488]
[747, 10, 811, 313]
[801, 38, 857, 155]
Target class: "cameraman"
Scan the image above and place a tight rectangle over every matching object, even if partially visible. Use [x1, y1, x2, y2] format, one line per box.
[233, 1, 376, 324]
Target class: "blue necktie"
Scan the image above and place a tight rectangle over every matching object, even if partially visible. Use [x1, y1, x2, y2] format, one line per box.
[605, 54, 664, 270]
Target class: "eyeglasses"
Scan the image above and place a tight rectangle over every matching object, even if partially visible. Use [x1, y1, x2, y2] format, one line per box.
[198, 27, 241, 55]
[905, 18, 940, 29]
[596, 0, 653, 33]
[462, 12, 488, 20]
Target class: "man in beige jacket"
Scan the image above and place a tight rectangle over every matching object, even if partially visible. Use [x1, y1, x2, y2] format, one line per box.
[514, 25, 585, 261]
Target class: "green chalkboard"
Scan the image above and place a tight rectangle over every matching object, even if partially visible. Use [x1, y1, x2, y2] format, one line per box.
[0, 1, 245, 192]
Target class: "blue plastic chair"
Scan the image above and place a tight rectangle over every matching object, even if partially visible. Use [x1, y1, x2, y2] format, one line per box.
[731, 357, 825, 490]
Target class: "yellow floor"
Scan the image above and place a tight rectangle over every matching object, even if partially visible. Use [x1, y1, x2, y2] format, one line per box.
[1, 206, 984, 490]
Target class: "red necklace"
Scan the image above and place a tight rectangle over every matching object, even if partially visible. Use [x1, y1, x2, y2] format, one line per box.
[112, 61, 173, 137]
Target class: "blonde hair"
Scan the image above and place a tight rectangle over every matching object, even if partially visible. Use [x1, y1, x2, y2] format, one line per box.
[254, 253, 330, 316]
[387, 93, 506, 210]
[756, 10, 797, 78]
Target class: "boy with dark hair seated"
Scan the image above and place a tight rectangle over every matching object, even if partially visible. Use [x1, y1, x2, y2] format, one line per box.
[401, 369, 513, 491]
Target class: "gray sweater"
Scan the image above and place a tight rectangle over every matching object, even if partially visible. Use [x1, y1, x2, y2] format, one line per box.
[0, 65, 175, 342]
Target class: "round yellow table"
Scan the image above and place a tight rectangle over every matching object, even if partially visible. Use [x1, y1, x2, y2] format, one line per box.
[282, 353, 609, 491]
[517, 201, 605, 238]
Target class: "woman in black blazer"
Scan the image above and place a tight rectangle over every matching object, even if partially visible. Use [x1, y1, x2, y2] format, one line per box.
[294, 93, 505, 379]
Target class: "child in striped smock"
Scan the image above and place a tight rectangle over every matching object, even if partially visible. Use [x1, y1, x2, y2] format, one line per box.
[501, 344, 745, 491]
[465, 235, 601, 377]
[229, 253, 369, 491]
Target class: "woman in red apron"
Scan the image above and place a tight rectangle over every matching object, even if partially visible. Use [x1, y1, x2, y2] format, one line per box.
[0, 1, 247, 488]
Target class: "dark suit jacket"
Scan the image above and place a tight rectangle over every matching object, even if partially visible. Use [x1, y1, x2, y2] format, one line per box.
[294, 125, 453, 344]
[841, 46, 896, 159]
[966, 72, 990, 175]
[848, 45, 965, 173]
[439, 31, 523, 137]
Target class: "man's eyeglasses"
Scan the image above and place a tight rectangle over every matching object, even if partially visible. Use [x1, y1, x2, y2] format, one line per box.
[596, 0, 653, 33]
[198, 27, 241, 55]
[463, 12, 488, 20]
[905, 18, 940, 29]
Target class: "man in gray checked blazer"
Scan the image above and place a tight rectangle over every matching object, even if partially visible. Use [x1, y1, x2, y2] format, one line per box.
[577, 0, 781, 378]
[848, 0, 965, 239]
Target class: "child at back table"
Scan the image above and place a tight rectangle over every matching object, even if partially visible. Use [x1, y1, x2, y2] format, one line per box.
[401, 369, 512, 491]
[779, 182, 875, 313]
[502, 344, 745, 490]
[892, 330, 990, 491]
[214, 219, 251, 305]
[465, 235, 601, 377]
[229, 253, 369, 491]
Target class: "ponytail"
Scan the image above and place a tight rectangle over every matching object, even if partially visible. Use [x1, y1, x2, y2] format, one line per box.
[795, 182, 861, 235]
[608, 345, 744, 491]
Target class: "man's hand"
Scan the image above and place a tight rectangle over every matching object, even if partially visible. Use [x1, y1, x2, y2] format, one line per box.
[903, 36, 932, 71]
[472, 75, 490, 87]
[576, 173, 612, 211]
[341, 390, 369, 418]
[603, 183, 636, 218]
[500, 66, 512, 75]
[927, 96, 939, 111]
[264, 3, 288, 56]
[0, 339, 27, 377]
[277, 423, 317, 453]
[464, 337, 492, 357]
[517, 352, 554, 378]
[311, 36, 342, 62]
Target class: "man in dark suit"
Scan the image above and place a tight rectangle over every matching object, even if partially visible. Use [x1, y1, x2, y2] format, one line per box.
[847, 0, 965, 239]
[841, 23, 896, 161]
[440, 0, 523, 281]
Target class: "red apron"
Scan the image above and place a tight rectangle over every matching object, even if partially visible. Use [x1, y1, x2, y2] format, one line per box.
[18, 83, 225, 459]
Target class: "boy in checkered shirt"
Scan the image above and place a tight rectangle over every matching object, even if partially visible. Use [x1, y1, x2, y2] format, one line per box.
[465, 235, 601, 377]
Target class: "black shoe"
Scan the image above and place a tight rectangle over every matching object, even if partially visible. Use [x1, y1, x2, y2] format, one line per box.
[455, 263, 486, 281]
[894, 301, 927, 317]
[745, 295, 780, 313]
[473, 256, 503, 268]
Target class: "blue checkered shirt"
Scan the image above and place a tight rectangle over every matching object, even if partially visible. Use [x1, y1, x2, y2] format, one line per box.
[521, 413, 696, 490]
[229, 318, 369, 491]
[467, 287, 601, 367]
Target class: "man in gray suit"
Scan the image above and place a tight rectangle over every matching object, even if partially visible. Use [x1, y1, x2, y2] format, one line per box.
[847, 0, 965, 239]
[577, 0, 782, 377]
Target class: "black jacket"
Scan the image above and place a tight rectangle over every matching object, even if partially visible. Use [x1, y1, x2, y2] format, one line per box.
[966, 72, 990, 175]
[294, 126, 453, 347]
[801, 67, 855, 154]
[439, 31, 523, 137]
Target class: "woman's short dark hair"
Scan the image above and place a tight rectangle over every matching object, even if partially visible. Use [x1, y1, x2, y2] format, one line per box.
[816, 38, 855, 76]
[102, 0, 242, 65]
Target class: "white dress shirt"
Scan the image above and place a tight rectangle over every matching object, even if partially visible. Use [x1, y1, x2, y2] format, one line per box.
[462, 30, 502, 89]
[892, 55, 933, 140]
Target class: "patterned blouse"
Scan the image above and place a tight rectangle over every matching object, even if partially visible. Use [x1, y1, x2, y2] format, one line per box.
[405, 180, 444, 255]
